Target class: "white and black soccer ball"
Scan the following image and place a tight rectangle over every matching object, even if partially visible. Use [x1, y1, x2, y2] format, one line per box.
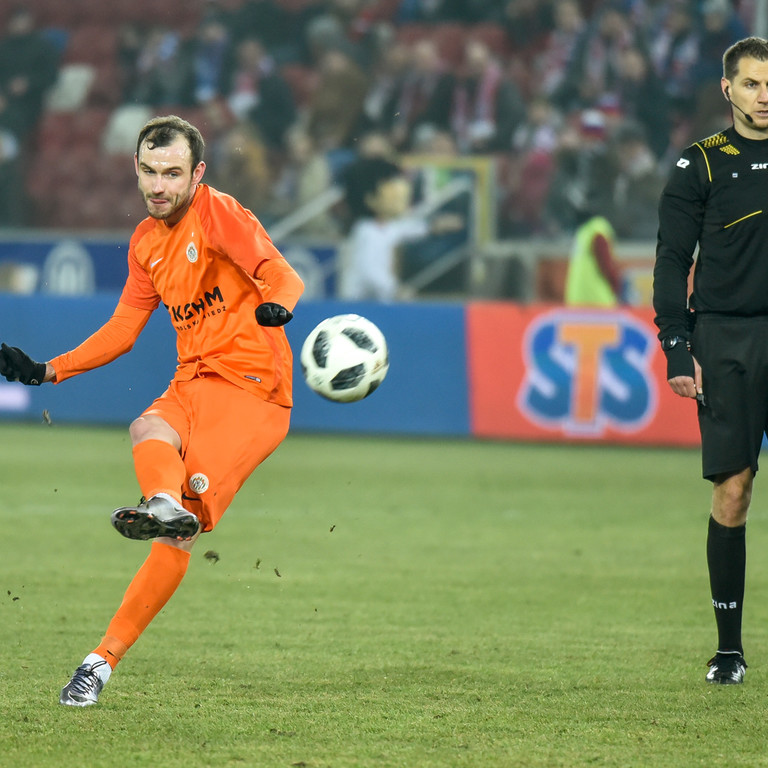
[300, 314, 389, 402]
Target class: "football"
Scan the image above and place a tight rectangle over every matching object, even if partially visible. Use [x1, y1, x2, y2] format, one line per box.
[300, 314, 389, 402]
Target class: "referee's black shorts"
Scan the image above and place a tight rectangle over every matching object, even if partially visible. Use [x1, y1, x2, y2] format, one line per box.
[692, 314, 768, 481]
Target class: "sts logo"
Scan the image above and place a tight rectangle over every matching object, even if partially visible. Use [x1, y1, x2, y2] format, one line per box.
[517, 310, 657, 436]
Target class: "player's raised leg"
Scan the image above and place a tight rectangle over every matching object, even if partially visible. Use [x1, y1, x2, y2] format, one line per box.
[111, 414, 200, 541]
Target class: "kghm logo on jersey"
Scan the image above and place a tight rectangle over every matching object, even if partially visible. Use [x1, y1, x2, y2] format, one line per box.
[186, 241, 198, 263]
[165, 284, 226, 327]
[517, 310, 657, 436]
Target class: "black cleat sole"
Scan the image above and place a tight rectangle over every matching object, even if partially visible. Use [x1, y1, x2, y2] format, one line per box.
[111, 507, 200, 541]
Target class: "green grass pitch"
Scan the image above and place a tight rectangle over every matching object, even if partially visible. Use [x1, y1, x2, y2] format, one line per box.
[2, 422, 768, 767]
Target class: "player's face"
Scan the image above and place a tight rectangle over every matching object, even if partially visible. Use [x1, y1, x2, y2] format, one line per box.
[723, 57, 768, 137]
[135, 137, 206, 225]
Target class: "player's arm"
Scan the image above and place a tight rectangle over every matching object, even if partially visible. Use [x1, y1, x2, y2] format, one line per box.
[48, 302, 153, 383]
[253, 254, 305, 326]
[653, 146, 706, 396]
[0, 302, 153, 386]
[206, 193, 304, 326]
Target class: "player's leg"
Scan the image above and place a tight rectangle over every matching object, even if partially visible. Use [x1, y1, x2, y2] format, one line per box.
[111, 391, 199, 541]
[60, 390, 197, 706]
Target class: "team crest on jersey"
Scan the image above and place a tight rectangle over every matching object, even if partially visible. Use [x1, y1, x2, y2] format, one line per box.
[186, 242, 198, 263]
[189, 473, 209, 494]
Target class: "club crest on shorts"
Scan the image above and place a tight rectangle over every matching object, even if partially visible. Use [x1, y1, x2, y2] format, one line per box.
[186, 242, 198, 263]
[189, 473, 209, 494]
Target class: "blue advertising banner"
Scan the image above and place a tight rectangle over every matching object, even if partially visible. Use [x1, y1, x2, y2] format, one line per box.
[0, 295, 471, 437]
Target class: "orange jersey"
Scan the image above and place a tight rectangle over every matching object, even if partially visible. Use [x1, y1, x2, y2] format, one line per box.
[51, 184, 304, 405]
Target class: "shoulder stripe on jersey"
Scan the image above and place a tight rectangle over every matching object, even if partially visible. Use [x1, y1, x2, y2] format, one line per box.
[692, 142, 712, 182]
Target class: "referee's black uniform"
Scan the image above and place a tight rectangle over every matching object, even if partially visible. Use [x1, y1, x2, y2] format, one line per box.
[653, 120, 768, 677]
[654, 126, 768, 480]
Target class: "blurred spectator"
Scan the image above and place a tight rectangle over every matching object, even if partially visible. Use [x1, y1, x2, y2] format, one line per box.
[306, 46, 370, 153]
[502, 0, 556, 52]
[375, 38, 454, 151]
[359, 40, 410, 135]
[301, 6, 364, 67]
[512, 94, 561, 154]
[564, 207, 625, 306]
[608, 120, 666, 240]
[615, 45, 671, 158]
[0, 7, 59, 141]
[128, 26, 187, 106]
[117, 23, 144, 103]
[186, 14, 231, 105]
[692, 0, 748, 89]
[338, 156, 462, 300]
[338, 158, 424, 300]
[647, 0, 700, 117]
[555, 1, 646, 113]
[0, 129, 23, 226]
[229, 0, 297, 61]
[354, 129, 399, 161]
[397, 0, 506, 23]
[449, 38, 526, 153]
[269, 124, 339, 237]
[206, 121, 273, 217]
[544, 109, 616, 235]
[500, 95, 562, 235]
[534, 0, 586, 100]
[225, 38, 297, 150]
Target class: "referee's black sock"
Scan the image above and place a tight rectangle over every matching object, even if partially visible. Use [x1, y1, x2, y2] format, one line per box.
[707, 515, 746, 655]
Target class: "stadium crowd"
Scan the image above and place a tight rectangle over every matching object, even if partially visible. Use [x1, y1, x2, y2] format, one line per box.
[0, 0, 754, 240]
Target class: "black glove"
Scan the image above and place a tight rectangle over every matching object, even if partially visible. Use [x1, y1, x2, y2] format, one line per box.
[255, 302, 293, 327]
[663, 341, 694, 381]
[0, 343, 47, 385]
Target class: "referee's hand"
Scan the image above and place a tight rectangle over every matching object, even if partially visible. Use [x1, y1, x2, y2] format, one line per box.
[667, 357, 703, 401]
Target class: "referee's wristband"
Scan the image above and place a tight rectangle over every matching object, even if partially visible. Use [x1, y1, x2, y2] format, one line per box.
[661, 337, 694, 380]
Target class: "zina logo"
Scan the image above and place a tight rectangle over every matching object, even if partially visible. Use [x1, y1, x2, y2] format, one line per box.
[517, 311, 657, 436]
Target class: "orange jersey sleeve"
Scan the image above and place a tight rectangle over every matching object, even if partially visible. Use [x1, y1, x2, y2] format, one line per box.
[255, 255, 305, 312]
[49, 302, 153, 383]
[126, 185, 304, 405]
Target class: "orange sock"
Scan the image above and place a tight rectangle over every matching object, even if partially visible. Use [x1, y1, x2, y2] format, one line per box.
[132, 439, 186, 504]
[93, 541, 191, 669]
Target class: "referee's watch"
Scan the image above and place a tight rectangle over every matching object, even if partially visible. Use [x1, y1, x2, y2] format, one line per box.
[660, 335, 688, 351]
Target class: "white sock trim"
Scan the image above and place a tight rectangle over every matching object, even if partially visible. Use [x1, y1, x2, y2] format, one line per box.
[82, 653, 112, 684]
[152, 492, 179, 506]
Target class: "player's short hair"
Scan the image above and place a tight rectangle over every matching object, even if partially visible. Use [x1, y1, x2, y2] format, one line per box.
[723, 36, 768, 80]
[136, 115, 205, 169]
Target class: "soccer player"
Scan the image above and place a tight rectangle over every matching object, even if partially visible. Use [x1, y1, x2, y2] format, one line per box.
[653, 37, 768, 685]
[0, 115, 304, 705]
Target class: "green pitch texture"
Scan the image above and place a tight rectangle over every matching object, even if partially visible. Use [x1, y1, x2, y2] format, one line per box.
[2, 423, 768, 767]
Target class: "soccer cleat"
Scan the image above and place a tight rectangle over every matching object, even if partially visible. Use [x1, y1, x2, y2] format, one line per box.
[706, 651, 747, 684]
[111, 495, 200, 541]
[59, 660, 109, 707]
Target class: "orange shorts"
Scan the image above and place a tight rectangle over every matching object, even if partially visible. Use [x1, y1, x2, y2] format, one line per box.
[142, 374, 291, 532]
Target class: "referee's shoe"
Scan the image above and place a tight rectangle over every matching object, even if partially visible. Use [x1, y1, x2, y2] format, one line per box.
[706, 651, 747, 684]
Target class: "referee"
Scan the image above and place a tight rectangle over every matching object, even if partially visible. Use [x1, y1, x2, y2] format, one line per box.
[653, 36, 768, 685]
